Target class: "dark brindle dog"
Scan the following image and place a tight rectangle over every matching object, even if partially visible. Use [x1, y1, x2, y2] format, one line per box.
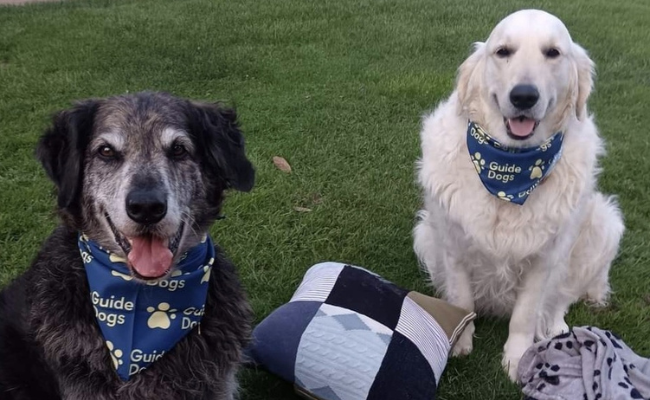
[0, 92, 255, 399]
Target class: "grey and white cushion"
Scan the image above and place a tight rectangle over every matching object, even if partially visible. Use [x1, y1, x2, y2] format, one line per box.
[247, 262, 476, 400]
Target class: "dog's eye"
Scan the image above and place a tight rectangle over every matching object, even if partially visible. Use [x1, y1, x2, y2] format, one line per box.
[171, 143, 187, 159]
[545, 48, 561, 59]
[496, 47, 511, 58]
[98, 145, 116, 159]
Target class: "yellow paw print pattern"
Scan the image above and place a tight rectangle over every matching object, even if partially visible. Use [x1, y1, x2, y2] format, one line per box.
[497, 191, 514, 202]
[109, 253, 128, 264]
[529, 159, 545, 179]
[111, 270, 133, 281]
[169, 270, 191, 278]
[471, 152, 486, 174]
[146, 302, 177, 329]
[201, 260, 213, 284]
[106, 340, 124, 369]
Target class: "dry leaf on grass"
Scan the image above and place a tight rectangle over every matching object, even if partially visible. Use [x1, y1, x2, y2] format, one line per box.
[272, 156, 292, 173]
[293, 207, 312, 213]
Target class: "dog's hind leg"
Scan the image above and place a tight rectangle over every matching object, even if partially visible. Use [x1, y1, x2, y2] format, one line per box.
[569, 193, 624, 307]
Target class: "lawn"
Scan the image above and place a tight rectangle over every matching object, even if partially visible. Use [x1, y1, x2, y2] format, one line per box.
[0, 0, 649, 399]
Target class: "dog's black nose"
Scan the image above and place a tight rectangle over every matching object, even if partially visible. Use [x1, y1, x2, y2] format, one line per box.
[126, 189, 167, 224]
[510, 84, 539, 110]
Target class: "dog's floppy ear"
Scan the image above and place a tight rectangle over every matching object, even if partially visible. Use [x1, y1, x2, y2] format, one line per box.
[456, 42, 486, 115]
[36, 100, 99, 215]
[572, 43, 595, 121]
[186, 101, 255, 192]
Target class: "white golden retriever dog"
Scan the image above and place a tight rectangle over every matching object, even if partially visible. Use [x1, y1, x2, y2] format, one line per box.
[413, 9, 624, 380]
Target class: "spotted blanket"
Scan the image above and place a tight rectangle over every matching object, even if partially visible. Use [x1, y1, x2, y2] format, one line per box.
[518, 326, 650, 400]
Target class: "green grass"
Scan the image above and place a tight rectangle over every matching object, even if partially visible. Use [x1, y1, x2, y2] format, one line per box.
[1, 0, 649, 398]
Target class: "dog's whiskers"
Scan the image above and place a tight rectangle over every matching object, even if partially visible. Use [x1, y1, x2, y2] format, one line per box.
[180, 210, 201, 240]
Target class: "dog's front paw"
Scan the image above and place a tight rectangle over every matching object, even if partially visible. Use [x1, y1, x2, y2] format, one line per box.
[502, 334, 532, 382]
[536, 314, 570, 340]
[451, 321, 475, 357]
[547, 320, 569, 339]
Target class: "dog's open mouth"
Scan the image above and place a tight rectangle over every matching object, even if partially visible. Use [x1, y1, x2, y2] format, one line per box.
[105, 214, 184, 280]
[505, 116, 539, 140]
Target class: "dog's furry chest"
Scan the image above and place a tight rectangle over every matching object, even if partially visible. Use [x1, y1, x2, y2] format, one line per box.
[429, 157, 584, 260]
[460, 246, 528, 316]
[32, 265, 231, 399]
[419, 115, 593, 260]
[0, 227, 250, 400]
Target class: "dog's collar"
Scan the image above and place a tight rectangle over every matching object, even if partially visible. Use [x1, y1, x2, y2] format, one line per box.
[78, 233, 214, 381]
[466, 121, 563, 205]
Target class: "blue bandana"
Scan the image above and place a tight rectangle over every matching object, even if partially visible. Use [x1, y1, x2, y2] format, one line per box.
[466, 121, 563, 205]
[78, 234, 214, 381]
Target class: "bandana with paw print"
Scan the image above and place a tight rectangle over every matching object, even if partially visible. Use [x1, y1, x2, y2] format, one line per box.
[466, 121, 563, 205]
[78, 234, 214, 381]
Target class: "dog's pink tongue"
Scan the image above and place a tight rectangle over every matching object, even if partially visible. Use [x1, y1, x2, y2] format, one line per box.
[508, 118, 536, 137]
[127, 236, 172, 278]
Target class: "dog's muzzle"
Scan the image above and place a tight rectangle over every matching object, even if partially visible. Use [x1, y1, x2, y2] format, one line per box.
[105, 211, 185, 280]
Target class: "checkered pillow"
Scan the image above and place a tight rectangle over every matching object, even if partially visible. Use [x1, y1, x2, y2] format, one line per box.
[247, 262, 476, 400]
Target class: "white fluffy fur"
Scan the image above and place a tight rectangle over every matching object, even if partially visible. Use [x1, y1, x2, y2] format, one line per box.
[413, 9, 624, 381]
